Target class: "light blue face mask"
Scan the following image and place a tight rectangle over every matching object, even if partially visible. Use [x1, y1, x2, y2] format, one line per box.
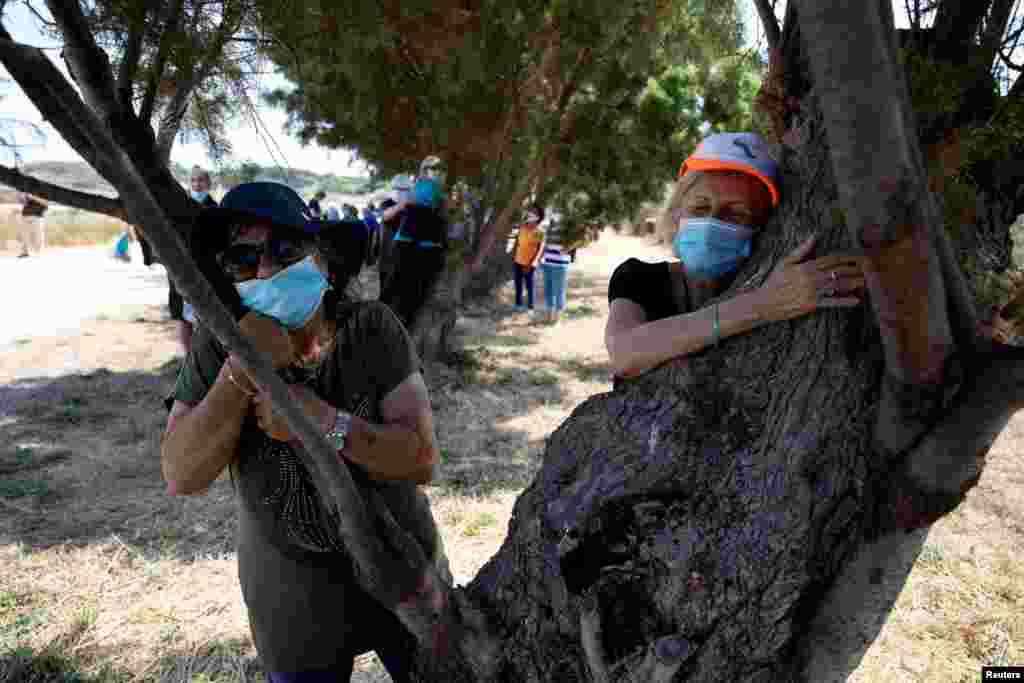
[672, 217, 756, 280]
[191, 189, 210, 202]
[234, 255, 330, 329]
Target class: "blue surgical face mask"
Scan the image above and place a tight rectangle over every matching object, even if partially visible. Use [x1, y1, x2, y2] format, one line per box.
[672, 217, 756, 280]
[234, 255, 330, 329]
[191, 189, 210, 202]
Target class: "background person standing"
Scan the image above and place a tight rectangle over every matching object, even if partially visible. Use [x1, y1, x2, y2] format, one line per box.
[378, 156, 449, 329]
[539, 210, 574, 324]
[308, 190, 326, 220]
[17, 194, 48, 258]
[175, 166, 219, 356]
[510, 206, 545, 312]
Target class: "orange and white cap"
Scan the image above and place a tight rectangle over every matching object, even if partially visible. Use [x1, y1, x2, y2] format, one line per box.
[678, 132, 780, 207]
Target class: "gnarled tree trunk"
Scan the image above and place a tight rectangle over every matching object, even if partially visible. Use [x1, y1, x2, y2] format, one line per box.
[411, 2, 1024, 680]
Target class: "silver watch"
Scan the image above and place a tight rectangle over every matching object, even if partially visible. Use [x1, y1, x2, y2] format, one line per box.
[325, 410, 352, 451]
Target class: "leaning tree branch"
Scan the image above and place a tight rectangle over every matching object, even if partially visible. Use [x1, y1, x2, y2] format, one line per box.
[0, 165, 125, 219]
[0, 24, 501, 676]
[795, 0, 957, 453]
[1000, 47, 1024, 71]
[0, 34, 121, 185]
[753, 0, 782, 50]
[140, 0, 185, 126]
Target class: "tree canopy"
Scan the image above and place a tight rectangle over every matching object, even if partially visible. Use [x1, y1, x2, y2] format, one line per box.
[258, 0, 760, 246]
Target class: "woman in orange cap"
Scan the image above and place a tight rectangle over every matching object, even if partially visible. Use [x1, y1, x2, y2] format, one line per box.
[604, 132, 866, 387]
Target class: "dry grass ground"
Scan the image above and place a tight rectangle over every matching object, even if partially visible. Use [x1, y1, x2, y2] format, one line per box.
[1, 230, 1022, 682]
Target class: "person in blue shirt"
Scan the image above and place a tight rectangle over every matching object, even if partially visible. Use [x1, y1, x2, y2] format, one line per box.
[378, 156, 449, 329]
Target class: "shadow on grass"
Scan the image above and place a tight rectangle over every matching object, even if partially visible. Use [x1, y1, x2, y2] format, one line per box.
[427, 349, 575, 497]
[0, 361, 239, 562]
[0, 343, 588, 559]
[0, 638, 264, 683]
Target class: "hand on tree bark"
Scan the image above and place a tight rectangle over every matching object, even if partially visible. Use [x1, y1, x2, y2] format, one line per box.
[253, 384, 333, 443]
[231, 312, 296, 388]
[758, 236, 866, 323]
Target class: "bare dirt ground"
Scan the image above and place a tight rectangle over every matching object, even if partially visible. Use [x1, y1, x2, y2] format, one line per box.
[1, 229, 1022, 682]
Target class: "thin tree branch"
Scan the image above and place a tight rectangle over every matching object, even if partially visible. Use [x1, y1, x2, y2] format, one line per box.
[981, 0, 1018, 72]
[0, 165, 125, 219]
[45, 0, 122, 120]
[140, 0, 185, 126]
[1000, 47, 1024, 71]
[116, 14, 146, 114]
[753, 0, 782, 50]
[155, 1, 242, 164]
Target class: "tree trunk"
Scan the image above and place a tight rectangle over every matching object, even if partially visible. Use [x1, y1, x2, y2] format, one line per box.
[455, 97, 893, 683]
[408, 4, 1023, 680]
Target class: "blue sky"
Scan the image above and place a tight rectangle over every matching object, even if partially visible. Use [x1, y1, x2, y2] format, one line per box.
[0, 2, 369, 176]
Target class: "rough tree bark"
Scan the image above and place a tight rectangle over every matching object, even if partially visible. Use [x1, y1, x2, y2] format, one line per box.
[430, 2, 1024, 680]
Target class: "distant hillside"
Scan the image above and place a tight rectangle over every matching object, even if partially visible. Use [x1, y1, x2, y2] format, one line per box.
[0, 160, 383, 206]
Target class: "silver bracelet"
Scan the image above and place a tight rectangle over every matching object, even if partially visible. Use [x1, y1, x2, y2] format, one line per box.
[325, 409, 352, 452]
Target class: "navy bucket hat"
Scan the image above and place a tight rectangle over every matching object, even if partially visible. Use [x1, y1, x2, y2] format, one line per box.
[188, 182, 325, 322]
[217, 182, 319, 233]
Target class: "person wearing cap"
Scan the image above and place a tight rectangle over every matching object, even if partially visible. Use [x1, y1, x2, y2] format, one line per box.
[379, 155, 450, 328]
[308, 190, 326, 219]
[604, 132, 866, 387]
[160, 182, 446, 683]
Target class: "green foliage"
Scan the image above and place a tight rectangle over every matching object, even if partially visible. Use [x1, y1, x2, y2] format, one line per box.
[256, 0, 753, 244]
[72, 1, 262, 159]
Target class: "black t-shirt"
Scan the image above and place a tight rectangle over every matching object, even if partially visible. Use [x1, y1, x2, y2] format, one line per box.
[607, 258, 692, 323]
[168, 301, 447, 668]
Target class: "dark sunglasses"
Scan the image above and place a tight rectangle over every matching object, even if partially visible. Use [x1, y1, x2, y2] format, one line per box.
[216, 235, 312, 280]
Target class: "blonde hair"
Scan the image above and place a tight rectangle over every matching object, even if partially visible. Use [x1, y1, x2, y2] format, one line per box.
[657, 171, 706, 244]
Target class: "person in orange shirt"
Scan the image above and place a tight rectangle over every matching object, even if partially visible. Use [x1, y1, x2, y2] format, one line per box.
[511, 206, 546, 311]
